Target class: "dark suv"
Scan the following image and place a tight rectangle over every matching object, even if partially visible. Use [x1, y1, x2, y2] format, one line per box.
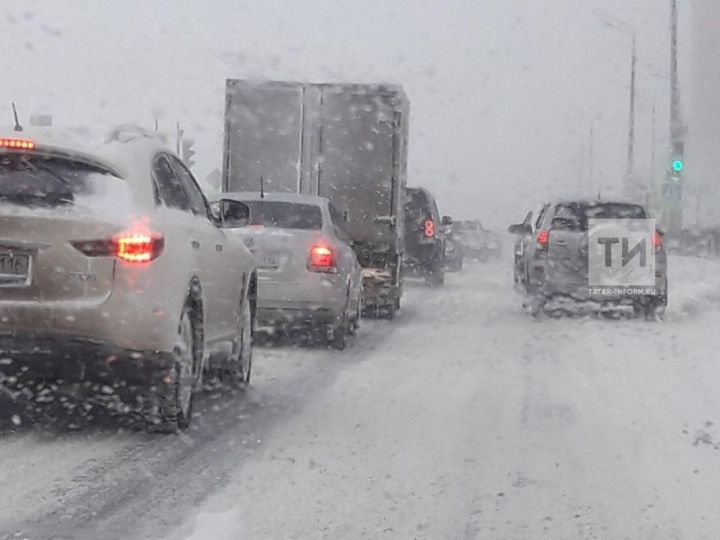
[403, 187, 448, 286]
[509, 200, 668, 319]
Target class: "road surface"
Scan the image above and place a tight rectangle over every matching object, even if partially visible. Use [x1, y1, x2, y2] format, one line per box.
[1, 256, 719, 540]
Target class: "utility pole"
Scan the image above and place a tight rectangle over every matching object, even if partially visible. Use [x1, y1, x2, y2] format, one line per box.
[588, 122, 595, 193]
[176, 121, 183, 155]
[670, 0, 681, 141]
[651, 103, 657, 185]
[597, 16, 639, 198]
[668, 0, 684, 233]
[627, 32, 637, 196]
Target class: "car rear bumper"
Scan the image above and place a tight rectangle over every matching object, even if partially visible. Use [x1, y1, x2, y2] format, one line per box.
[404, 244, 443, 272]
[0, 294, 179, 354]
[258, 273, 347, 309]
[255, 273, 348, 329]
[256, 307, 342, 331]
[0, 333, 174, 385]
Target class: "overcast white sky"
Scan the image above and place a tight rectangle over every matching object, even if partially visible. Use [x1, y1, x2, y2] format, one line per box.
[0, 0, 692, 226]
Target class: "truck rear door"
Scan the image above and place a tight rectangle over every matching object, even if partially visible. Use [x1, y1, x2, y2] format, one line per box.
[223, 81, 305, 193]
[316, 88, 397, 248]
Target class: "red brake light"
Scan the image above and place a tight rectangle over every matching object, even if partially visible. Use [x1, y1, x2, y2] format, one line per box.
[537, 230, 549, 248]
[652, 231, 663, 249]
[0, 138, 35, 150]
[115, 233, 164, 263]
[72, 232, 164, 264]
[308, 244, 336, 272]
[424, 219, 435, 238]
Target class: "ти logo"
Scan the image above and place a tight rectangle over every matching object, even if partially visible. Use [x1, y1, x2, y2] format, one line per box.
[596, 236, 647, 268]
[588, 219, 656, 288]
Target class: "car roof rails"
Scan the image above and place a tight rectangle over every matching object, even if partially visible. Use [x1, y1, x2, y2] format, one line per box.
[105, 124, 167, 145]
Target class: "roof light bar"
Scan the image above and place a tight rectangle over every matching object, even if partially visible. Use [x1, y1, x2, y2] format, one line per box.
[0, 138, 36, 150]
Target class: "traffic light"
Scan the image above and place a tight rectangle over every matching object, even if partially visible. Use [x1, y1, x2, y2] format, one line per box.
[669, 140, 684, 183]
[181, 138, 196, 169]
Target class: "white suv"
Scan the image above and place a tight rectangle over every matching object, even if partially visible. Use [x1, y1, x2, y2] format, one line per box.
[0, 127, 257, 431]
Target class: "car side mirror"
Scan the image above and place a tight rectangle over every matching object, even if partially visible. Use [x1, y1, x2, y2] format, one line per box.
[441, 215, 453, 226]
[212, 199, 250, 228]
[507, 223, 532, 235]
[209, 201, 222, 223]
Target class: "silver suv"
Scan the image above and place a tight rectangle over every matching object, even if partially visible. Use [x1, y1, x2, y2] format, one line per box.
[509, 200, 668, 319]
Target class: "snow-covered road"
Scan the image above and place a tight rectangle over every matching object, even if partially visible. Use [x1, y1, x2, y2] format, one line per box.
[2, 256, 720, 540]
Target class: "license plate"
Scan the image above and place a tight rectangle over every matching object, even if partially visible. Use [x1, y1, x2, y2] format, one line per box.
[0, 251, 31, 286]
[259, 255, 280, 269]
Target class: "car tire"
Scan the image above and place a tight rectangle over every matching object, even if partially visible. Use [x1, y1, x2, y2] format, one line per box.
[331, 317, 349, 350]
[229, 289, 253, 384]
[330, 293, 352, 350]
[149, 305, 200, 433]
[349, 292, 362, 336]
[644, 300, 666, 322]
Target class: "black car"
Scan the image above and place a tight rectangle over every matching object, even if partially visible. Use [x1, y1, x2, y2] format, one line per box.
[403, 187, 448, 286]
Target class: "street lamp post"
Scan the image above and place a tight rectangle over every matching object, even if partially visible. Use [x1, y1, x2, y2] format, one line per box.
[600, 17, 638, 198]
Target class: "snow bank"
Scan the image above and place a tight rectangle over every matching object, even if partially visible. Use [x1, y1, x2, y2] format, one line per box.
[666, 255, 720, 320]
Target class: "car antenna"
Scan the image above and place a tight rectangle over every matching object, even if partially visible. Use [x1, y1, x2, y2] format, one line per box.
[260, 175, 265, 199]
[597, 187, 602, 200]
[11, 102, 23, 132]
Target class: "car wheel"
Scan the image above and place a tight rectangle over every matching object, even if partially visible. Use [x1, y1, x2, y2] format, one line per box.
[330, 317, 348, 350]
[228, 286, 255, 386]
[523, 294, 546, 319]
[150, 305, 199, 432]
[644, 300, 666, 322]
[426, 262, 445, 287]
[381, 301, 398, 320]
[330, 293, 352, 350]
[349, 292, 362, 336]
[230, 289, 254, 384]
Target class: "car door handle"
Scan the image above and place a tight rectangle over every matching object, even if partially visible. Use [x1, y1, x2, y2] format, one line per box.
[191, 240, 200, 249]
[215, 244, 223, 252]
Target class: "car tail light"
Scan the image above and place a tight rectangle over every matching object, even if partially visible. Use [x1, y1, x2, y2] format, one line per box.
[72, 232, 164, 264]
[115, 233, 164, 263]
[652, 231, 663, 249]
[308, 244, 336, 273]
[536, 230, 549, 248]
[0, 138, 35, 150]
[424, 219, 435, 238]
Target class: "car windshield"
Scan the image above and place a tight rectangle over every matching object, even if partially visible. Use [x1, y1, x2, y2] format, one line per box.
[405, 191, 430, 219]
[242, 200, 322, 230]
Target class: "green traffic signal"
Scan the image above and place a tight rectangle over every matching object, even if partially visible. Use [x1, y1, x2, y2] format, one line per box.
[672, 159, 684, 172]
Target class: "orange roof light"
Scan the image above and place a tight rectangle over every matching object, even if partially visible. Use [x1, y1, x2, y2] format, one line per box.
[0, 138, 36, 150]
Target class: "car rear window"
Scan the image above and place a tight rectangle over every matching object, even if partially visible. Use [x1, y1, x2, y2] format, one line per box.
[551, 203, 647, 230]
[405, 191, 435, 232]
[0, 154, 125, 209]
[243, 201, 322, 230]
